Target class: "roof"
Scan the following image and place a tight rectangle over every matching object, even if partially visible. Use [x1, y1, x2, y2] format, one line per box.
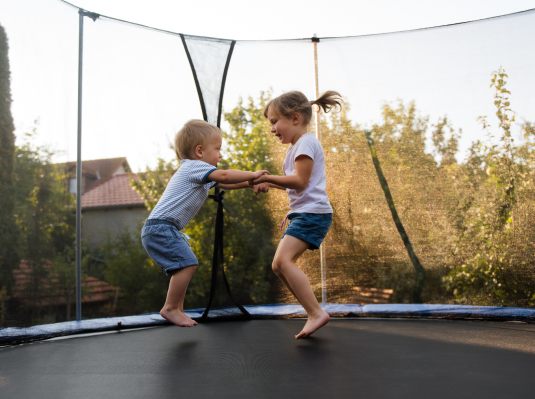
[12, 260, 119, 306]
[56, 157, 132, 192]
[60, 157, 130, 181]
[81, 173, 146, 209]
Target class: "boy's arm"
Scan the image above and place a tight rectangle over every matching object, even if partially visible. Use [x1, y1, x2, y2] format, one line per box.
[250, 155, 313, 190]
[216, 182, 250, 190]
[207, 169, 268, 184]
[217, 182, 270, 194]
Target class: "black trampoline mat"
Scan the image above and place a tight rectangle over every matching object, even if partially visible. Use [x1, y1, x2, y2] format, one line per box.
[1, 318, 534, 399]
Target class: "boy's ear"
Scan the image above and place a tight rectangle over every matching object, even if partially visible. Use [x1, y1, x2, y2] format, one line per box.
[194, 144, 203, 158]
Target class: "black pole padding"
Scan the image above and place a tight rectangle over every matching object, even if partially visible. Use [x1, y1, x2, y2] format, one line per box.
[180, 34, 208, 123]
[364, 130, 426, 303]
[311, 37, 320, 42]
[217, 40, 235, 129]
[200, 188, 251, 321]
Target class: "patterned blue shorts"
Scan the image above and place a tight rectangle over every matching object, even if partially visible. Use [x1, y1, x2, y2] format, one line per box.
[282, 212, 333, 250]
[141, 219, 198, 276]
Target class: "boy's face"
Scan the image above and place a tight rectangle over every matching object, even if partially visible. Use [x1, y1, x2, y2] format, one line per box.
[201, 132, 223, 167]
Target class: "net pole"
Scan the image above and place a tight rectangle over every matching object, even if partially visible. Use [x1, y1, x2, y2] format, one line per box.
[312, 34, 327, 306]
[75, 8, 84, 322]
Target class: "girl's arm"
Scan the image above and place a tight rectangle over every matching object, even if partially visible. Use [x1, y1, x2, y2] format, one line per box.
[266, 182, 287, 190]
[250, 155, 313, 190]
[207, 169, 268, 184]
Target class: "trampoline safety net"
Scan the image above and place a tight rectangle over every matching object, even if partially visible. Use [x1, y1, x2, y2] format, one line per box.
[1, 0, 535, 335]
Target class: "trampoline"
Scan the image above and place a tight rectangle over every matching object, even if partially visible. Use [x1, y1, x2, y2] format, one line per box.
[2, 2, 535, 398]
[2, 317, 535, 398]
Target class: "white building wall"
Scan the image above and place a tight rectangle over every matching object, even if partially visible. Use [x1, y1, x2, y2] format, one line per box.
[81, 207, 149, 250]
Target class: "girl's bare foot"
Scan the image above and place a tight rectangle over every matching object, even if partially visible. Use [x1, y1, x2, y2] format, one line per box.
[295, 310, 330, 339]
[160, 308, 197, 327]
[185, 314, 198, 326]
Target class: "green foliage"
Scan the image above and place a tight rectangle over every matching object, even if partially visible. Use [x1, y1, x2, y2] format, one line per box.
[49, 246, 77, 320]
[14, 129, 75, 261]
[443, 68, 535, 306]
[101, 224, 168, 315]
[0, 286, 8, 327]
[11, 128, 76, 325]
[444, 252, 535, 307]
[315, 99, 458, 304]
[0, 23, 19, 294]
[314, 69, 535, 307]
[218, 93, 278, 304]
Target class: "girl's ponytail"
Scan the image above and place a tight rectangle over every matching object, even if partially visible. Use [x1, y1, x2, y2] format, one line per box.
[265, 90, 343, 125]
[310, 91, 343, 114]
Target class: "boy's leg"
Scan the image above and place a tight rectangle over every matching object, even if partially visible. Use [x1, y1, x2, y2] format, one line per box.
[272, 235, 330, 339]
[160, 265, 198, 327]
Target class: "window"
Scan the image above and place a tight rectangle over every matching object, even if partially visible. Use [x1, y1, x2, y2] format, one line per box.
[69, 178, 77, 194]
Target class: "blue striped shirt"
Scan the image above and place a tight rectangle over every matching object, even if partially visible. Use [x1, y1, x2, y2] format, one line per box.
[148, 159, 218, 230]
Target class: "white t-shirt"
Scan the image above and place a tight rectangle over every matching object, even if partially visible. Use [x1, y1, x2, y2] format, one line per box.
[283, 133, 333, 214]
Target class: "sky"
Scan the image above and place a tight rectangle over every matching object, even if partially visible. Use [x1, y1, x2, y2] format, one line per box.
[1, 0, 535, 171]
[67, 0, 535, 40]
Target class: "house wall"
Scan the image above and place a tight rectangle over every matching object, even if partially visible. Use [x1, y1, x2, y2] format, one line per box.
[82, 206, 150, 250]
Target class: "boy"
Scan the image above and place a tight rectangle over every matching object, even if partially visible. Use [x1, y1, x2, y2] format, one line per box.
[141, 119, 269, 327]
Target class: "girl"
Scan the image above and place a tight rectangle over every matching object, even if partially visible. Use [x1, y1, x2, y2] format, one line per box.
[250, 90, 342, 339]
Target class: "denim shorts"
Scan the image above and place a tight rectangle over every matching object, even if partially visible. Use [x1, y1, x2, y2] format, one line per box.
[141, 219, 198, 276]
[282, 212, 333, 250]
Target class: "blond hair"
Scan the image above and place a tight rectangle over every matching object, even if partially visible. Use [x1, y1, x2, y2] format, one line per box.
[264, 90, 343, 125]
[174, 119, 220, 160]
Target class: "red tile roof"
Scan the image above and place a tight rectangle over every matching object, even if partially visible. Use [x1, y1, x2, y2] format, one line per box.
[12, 260, 119, 306]
[57, 157, 132, 193]
[81, 173, 146, 209]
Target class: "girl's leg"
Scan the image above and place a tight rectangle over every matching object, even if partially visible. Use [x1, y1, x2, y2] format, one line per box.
[273, 239, 305, 307]
[160, 265, 198, 327]
[272, 235, 330, 339]
[276, 273, 303, 307]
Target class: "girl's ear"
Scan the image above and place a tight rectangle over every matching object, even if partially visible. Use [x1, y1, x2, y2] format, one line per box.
[194, 144, 203, 158]
[292, 112, 301, 125]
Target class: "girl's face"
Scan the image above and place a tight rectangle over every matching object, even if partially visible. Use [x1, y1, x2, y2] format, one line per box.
[267, 107, 300, 145]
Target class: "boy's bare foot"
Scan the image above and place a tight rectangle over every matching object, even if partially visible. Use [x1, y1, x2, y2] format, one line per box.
[295, 310, 330, 339]
[160, 308, 197, 327]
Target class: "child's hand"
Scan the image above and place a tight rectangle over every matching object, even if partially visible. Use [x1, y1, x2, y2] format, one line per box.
[249, 170, 269, 185]
[252, 182, 269, 195]
[252, 170, 269, 180]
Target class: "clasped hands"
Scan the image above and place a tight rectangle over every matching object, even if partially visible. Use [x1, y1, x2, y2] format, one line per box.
[249, 170, 270, 195]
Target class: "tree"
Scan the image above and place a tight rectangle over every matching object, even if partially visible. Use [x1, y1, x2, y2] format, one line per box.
[219, 94, 278, 304]
[13, 129, 76, 325]
[315, 100, 460, 304]
[101, 225, 168, 315]
[444, 68, 535, 306]
[0, 23, 20, 301]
